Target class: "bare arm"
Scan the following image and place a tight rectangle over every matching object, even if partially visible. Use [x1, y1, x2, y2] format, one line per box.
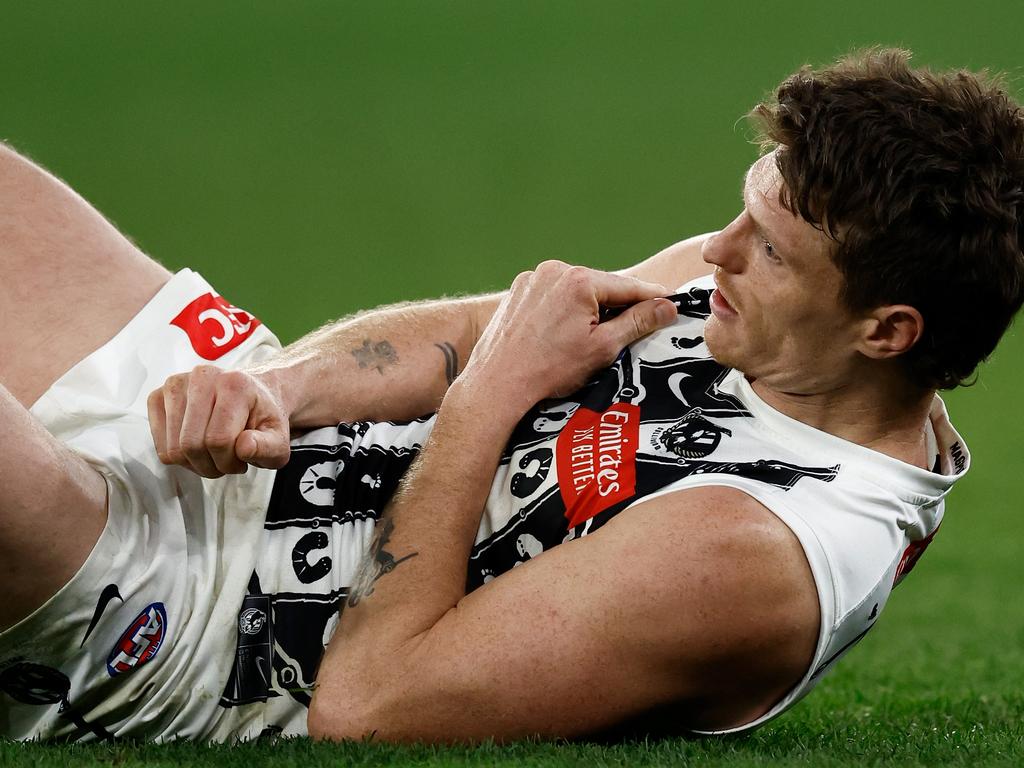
[263, 294, 501, 427]
[272, 231, 712, 430]
[148, 234, 714, 477]
[307, 262, 817, 742]
[616, 232, 715, 287]
[275, 231, 714, 426]
[148, 292, 502, 476]
[272, 232, 712, 428]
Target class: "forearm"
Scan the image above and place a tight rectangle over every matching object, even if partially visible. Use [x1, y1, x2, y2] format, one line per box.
[325, 377, 516, 658]
[310, 375, 522, 736]
[248, 236, 711, 429]
[308, 265, 677, 742]
[147, 290, 507, 477]
[254, 293, 502, 426]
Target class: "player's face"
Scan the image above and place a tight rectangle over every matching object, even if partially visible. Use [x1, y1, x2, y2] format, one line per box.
[701, 153, 866, 393]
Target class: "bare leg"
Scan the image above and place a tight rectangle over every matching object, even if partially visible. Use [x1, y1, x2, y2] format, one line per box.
[0, 143, 172, 630]
[0, 380, 107, 631]
[0, 142, 171, 407]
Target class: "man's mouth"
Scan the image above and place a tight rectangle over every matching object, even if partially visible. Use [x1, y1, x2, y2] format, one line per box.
[710, 284, 738, 317]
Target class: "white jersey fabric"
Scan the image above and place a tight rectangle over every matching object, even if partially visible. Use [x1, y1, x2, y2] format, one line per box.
[0, 269, 282, 742]
[0, 271, 969, 742]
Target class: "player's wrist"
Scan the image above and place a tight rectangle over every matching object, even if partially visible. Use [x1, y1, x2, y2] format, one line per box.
[443, 373, 531, 431]
[249, 364, 298, 425]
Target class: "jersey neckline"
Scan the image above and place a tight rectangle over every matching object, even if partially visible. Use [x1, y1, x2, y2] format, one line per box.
[719, 368, 970, 503]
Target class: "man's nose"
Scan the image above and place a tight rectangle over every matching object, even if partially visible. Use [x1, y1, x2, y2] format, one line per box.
[701, 217, 748, 274]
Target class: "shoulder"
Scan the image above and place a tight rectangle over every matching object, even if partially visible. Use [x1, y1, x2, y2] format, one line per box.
[597, 484, 821, 729]
[617, 233, 717, 290]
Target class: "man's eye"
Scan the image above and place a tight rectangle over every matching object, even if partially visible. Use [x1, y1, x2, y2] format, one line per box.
[762, 239, 780, 261]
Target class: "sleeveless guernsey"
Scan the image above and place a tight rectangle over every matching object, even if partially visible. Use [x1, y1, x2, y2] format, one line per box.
[247, 273, 969, 737]
[0, 273, 969, 741]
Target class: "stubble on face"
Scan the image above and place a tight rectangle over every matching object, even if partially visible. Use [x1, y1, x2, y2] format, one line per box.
[701, 155, 853, 389]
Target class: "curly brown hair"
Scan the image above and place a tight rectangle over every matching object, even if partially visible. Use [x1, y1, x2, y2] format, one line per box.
[751, 48, 1024, 389]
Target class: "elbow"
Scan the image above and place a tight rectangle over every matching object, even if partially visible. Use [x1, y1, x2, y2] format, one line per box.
[307, 679, 409, 743]
[307, 694, 376, 742]
[307, 700, 429, 744]
[306, 698, 330, 741]
[307, 684, 472, 744]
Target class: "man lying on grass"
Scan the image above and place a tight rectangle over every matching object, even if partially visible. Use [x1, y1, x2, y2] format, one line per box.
[1, 49, 1022, 742]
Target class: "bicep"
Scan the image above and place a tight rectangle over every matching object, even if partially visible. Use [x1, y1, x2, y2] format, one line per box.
[315, 528, 685, 742]
[311, 486, 818, 742]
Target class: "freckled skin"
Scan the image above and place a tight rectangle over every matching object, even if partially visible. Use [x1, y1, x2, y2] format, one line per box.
[702, 154, 862, 396]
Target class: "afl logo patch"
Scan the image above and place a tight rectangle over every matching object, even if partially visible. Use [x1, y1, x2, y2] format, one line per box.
[238, 608, 267, 636]
[106, 603, 168, 677]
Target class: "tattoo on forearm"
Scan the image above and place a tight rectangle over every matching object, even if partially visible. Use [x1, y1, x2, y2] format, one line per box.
[434, 342, 459, 386]
[351, 339, 398, 374]
[346, 518, 418, 608]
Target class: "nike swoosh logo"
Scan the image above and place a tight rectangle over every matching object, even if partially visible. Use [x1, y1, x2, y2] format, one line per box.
[80, 584, 123, 647]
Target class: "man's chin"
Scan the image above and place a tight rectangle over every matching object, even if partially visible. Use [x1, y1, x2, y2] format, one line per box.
[702, 323, 738, 368]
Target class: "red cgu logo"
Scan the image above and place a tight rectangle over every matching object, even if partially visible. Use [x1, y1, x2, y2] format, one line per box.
[555, 403, 640, 528]
[106, 603, 168, 677]
[171, 293, 261, 360]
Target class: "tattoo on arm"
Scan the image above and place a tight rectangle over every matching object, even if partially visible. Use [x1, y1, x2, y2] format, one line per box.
[434, 342, 459, 386]
[351, 339, 399, 374]
[346, 517, 418, 608]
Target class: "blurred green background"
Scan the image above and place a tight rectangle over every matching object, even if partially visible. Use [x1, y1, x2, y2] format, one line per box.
[1, 0, 1022, 737]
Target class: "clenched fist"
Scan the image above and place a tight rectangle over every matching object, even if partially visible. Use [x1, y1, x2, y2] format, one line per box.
[147, 365, 292, 478]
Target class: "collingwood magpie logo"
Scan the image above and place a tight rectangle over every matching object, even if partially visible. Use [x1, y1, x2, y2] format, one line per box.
[238, 608, 267, 636]
[654, 407, 732, 459]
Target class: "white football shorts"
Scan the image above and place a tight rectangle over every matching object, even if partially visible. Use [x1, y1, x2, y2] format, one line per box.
[0, 269, 284, 742]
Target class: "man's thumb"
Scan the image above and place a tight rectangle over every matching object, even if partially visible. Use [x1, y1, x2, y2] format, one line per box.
[236, 428, 290, 469]
[615, 297, 677, 346]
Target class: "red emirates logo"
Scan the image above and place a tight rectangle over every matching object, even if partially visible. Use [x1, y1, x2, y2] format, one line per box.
[170, 293, 261, 360]
[556, 403, 640, 528]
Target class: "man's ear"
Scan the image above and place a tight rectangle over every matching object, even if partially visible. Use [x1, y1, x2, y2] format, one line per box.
[857, 305, 924, 360]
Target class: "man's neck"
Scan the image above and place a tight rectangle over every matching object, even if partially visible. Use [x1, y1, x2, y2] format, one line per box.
[748, 371, 937, 470]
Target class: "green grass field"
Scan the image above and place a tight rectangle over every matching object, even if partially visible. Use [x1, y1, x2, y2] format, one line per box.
[2, 2, 1024, 765]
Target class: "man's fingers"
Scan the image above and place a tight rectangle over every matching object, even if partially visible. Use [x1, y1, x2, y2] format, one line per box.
[179, 371, 223, 478]
[207, 371, 291, 471]
[147, 389, 168, 462]
[162, 376, 190, 466]
[150, 367, 287, 477]
[600, 297, 678, 352]
[579, 269, 672, 308]
[204, 377, 258, 475]
[236, 429, 291, 469]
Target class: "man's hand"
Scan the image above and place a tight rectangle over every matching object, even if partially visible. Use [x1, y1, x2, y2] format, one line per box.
[147, 366, 291, 478]
[311, 262, 693, 740]
[148, 264, 674, 479]
[459, 261, 677, 413]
